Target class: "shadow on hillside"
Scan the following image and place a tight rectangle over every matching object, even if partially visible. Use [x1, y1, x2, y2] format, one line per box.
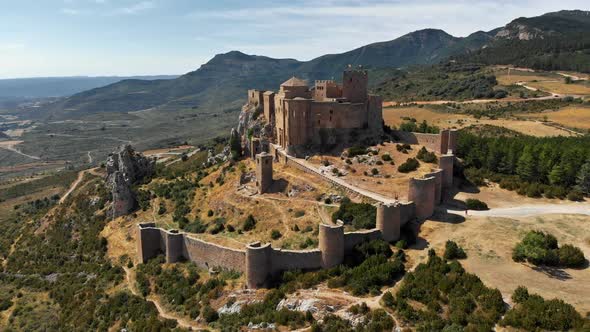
[410, 236, 429, 250]
[268, 178, 289, 194]
[531, 265, 572, 281]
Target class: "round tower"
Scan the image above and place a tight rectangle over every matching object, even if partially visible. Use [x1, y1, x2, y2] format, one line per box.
[319, 222, 344, 268]
[425, 169, 443, 204]
[408, 176, 436, 220]
[439, 154, 454, 194]
[245, 242, 272, 288]
[376, 202, 401, 242]
[165, 230, 184, 263]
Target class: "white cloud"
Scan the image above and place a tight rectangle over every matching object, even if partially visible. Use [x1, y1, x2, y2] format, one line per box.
[111, 1, 155, 15]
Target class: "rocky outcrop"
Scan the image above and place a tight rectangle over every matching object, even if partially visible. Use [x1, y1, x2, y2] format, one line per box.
[237, 103, 272, 157]
[105, 144, 155, 219]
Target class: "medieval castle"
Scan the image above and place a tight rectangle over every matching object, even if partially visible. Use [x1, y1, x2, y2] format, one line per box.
[247, 68, 382, 156]
[136, 68, 459, 289]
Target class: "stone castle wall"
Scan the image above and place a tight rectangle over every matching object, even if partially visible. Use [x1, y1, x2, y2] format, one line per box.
[138, 132, 456, 289]
[393, 129, 458, 154]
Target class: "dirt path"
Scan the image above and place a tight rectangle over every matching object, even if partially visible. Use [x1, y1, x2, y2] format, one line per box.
[448, 204, 590, 218]
[59, 168, 98, 204]
[0, 140, 40, 160]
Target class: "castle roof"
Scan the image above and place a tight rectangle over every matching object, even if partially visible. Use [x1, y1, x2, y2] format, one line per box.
[281, 76, 307, 87]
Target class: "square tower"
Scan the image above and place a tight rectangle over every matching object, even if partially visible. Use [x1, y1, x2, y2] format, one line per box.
[256, 152, 273, 194]
[342, 69, 368, 103]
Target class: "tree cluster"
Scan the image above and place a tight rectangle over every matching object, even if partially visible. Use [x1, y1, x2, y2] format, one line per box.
[512, 231, 586, 268]
[457, 131, 590, 198]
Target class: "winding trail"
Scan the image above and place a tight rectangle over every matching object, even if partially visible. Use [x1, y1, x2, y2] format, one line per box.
[59, 168, 99, 204]
[0, 141, 40, 160]
[447, 203, 590, 218]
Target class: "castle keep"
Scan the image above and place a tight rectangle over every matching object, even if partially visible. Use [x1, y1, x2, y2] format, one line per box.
[248, 69, 383, 156]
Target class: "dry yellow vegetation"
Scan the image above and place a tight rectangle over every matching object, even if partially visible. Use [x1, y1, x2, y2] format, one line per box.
[522, 106, 590, 130]
[383, 106, 575, 137]
[527, 81, 590, 95]
[307, 141, 436, 201]
[404, 184, 590, 313]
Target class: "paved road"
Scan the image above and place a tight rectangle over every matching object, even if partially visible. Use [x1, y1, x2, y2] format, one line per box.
[448, 204, 590, 218]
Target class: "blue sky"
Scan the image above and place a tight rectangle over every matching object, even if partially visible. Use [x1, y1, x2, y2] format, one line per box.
[1, 0, 587, 78]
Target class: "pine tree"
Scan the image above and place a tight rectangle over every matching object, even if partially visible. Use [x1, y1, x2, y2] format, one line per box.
[517, 147, 538, 182]
[548, 165, 565, 186]
[575, 160, 590, 195]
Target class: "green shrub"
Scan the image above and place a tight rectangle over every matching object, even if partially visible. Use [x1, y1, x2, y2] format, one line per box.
[501, 289, 585, 331]
[567, 190, 584, 201]
[511, 286, 529, 304]
[558, 244, 586, 268]
[394, 251, 505, 330]
[348, 146, 368, 157]
[381, 154, 392, 162]
[398, 158, 419, 173]
[184, 220, 207, 233]
[512, 231, 586, 268]
[271, 229, 282, 240]
[294, 210, 305, 218]
[465, 198, 488, 210]
[443, 241, 467, 260]
[243, 215, 256, 231]
[416, 147, 437, 163]
[202, 305, 219, 323]
[331, 198, 376, 230]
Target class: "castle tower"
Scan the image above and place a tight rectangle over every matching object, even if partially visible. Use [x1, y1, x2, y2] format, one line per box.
[256, 152, 273, 194]
[447, 129, 458, 154]
[425, 169, 444, 204]
[165, 230, 184, 263]
[342, 69, 368, 103]
[376, 203, 401, 242]
[439, 154, 454, 195]
[137, 223, 164, 263]
[439, 129, 450, 155]
[408, 176, 436, 220]
[319, 222, 344, 268]
[245, 242, 272, 288]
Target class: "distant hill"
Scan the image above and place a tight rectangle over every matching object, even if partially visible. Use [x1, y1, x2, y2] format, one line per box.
[41, 29, 495, 119]
[459, 10, 590, 72]
[37, 10, 590, 121]
[0, 75, 178, 98]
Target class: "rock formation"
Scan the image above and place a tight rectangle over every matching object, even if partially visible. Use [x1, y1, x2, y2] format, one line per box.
[105, 144, 155, 219]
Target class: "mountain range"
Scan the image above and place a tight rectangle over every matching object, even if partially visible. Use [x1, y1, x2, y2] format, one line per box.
[0, 75, 178, 99]
[25, 10, 590, 121]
